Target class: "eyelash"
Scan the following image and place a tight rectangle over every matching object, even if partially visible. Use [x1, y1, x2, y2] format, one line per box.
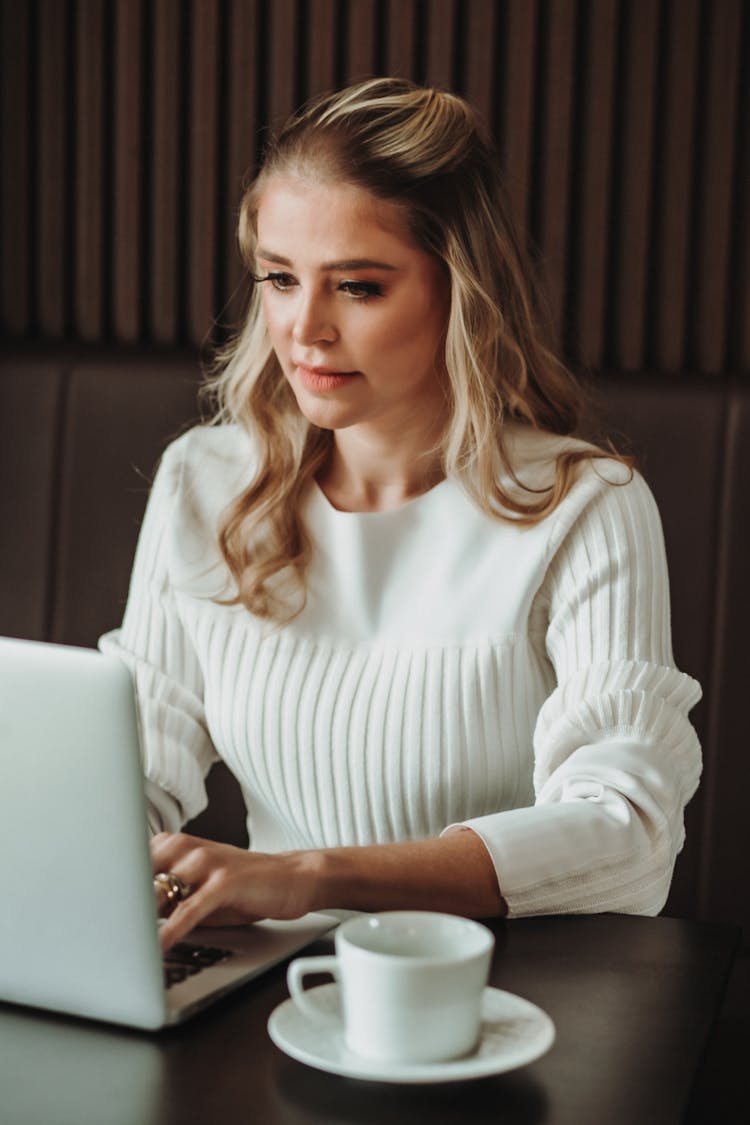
[253, 271, 295, 292]
[253, 273, 384, 301]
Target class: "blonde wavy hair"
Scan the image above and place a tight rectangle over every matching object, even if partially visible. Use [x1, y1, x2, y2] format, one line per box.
[206, 77, 626, 622]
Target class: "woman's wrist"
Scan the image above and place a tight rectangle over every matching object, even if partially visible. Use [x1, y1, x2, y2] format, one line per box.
[306, 830, 506, 918]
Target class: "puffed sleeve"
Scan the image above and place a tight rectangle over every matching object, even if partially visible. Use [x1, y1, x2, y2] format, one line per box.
[457, 467, 702, 916]
[99, 432, 220, 832]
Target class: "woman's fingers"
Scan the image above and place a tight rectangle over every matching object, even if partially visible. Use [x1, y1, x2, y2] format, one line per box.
[156, 876, 262, 951]
[151, 834, 241, 920]
[151, 833, 207, 921]
[150, 831, 200, 875]
[148, 832, 320, 950]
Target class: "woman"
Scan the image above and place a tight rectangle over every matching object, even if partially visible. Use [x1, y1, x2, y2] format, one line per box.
[101, 79, 701, 951]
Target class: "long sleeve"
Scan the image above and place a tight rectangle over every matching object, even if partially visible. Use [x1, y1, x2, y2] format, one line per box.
[457, 468, 702, 916]
[99, 436, 220, 831]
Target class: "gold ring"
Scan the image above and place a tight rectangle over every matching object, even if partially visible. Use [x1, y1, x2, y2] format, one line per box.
[153, 871, 192, 906]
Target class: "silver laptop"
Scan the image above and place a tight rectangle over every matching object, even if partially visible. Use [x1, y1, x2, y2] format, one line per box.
[0, 636, 336, 1030]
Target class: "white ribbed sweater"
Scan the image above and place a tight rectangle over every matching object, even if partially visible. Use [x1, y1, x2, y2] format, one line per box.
[100, 424, 702, 917]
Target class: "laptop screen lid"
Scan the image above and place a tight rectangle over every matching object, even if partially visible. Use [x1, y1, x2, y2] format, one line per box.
[0, 637, 337, 1030]
[0, 637, 170, 1028]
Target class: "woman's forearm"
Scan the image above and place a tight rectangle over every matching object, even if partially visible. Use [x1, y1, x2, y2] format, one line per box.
[310, 827, 507, 919]
[152, 827, 506, 951]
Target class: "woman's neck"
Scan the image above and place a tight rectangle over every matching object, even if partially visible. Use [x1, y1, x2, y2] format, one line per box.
[317, 432, 445, 513]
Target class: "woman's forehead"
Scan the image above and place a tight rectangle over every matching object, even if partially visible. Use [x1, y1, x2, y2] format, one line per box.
[256, 174, 417, 256]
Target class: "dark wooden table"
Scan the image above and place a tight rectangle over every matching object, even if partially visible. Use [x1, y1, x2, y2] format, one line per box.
[0, 914, 739, 1125]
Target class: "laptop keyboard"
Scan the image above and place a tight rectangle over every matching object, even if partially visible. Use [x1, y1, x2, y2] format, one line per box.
[163, 942, 234, 988]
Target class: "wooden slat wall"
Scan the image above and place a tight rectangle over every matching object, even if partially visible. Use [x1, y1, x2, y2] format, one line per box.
[75, 0, 105, 342]
[36, 0, 68, 340]
[1, 0, 747, 374]
[0, 1, 30, 337]
[574, 0, 617, 369]
[150, 0, 183, 344]
[654, 0, 700, 374]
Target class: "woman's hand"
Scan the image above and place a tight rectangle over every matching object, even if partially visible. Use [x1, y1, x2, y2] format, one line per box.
[150, 832, 323, 951]
[151, 827, 506, 952]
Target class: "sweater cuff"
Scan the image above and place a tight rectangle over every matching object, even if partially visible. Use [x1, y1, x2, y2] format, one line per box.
[442, 794, 665, 917]
[144, 778, 184, 835]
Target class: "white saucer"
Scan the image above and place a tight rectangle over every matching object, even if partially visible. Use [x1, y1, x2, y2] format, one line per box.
[267, 984, 555, 1084]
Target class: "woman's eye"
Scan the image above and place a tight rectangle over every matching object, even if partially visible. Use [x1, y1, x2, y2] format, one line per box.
[255, 271, 297, 291]
[339, 280, 383, 300]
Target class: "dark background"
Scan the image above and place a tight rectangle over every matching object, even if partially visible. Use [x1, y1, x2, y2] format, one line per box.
[0, 0, 747, 374]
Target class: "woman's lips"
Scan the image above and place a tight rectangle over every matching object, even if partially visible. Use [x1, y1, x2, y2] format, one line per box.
[295, 364, 360, 392]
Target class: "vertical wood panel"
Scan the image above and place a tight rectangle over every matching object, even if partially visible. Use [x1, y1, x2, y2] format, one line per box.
[424, 0, 456, 88]
[536, 0, 577, 349]
[149, 0, 182, 345]
[574, 0, 618, 370]
[654, 0, 700, 373]
[0, 1, 30, 335]
[502, 0, 538, 240]
[74, 0, 104, 340]
[0, 0, 746, 376]
[37, 0, 68, 338]
[224, 0, 260, 330]
[187, 0, 220, 347]
[112, 0, 142, 342]
[736, 37, 750, 372]
[612, 0, 660, 370]
[268, 0, 298, 127]
[345, 0, 378, 83]
[384, 0, 417, 79]
[694, 0, 742, 374]
[306, 0, 337, 96]
[462, 0, 499, 130]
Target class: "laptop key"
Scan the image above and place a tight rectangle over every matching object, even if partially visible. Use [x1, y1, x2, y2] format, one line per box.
[165, 966, 189, 987]
[169, 942, 233, 966]
[163, 942, 234, 988]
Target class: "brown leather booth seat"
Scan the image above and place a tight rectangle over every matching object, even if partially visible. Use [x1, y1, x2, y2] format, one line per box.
[1, 351, 748, 940]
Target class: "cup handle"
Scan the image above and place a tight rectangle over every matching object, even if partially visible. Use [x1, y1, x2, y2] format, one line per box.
[287, 955, 340, 1026]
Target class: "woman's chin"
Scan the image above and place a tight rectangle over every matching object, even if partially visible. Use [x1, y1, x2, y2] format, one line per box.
[290, 387, 363, 433]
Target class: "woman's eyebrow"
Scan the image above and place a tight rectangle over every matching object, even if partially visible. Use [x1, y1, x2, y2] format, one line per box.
[255, 249, 292, 266]
[322, 258, 399, 272]
[256, 248, 399, 272]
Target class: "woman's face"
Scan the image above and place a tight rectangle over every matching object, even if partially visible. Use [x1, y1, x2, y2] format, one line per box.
[255, 175, 450, 442]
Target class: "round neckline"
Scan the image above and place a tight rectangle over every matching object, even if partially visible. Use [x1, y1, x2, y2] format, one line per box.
[311, 475, 452, 517]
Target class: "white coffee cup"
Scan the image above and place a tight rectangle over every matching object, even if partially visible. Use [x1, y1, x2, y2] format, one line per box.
[286, 911, 494, 1063]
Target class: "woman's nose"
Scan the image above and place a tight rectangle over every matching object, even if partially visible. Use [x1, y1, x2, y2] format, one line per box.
[292, 293, 337, 346]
